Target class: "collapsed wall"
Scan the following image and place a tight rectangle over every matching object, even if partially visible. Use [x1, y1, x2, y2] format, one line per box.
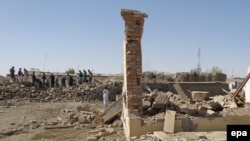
[175, 72, 227, 82]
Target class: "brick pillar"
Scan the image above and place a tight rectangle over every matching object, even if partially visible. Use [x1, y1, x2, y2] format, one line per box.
[121, 9, 148, 116]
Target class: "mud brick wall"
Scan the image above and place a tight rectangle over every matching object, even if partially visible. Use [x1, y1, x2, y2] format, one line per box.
[121, 9, 148, 116]
[145, 82, 229, 97]
[176, 72, 227, 82]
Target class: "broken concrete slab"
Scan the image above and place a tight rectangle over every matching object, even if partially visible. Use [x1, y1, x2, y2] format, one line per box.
[209, 102, 223, 110]
[206, 110, 216, 116]
[153, 92, 169, 108]
[173, 83, 189, 101]
[179, 104, 198, 115]
[97, 96, 122, 123]
[163, 110, 176, 133]
[212, 95, 225, 106]
[190, 91, 209, 102]
[153, 131, 171, 141]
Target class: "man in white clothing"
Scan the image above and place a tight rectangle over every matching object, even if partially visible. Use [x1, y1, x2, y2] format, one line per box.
[103, 87, 109, 106]
[18, 68, 23, 82]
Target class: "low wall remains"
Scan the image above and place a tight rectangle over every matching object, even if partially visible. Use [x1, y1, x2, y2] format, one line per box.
[147, 82, 229, 96]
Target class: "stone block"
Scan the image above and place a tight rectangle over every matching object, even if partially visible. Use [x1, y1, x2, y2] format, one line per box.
[106, 128, 115, 134]
[173, 83, 189, 101]
[206, 109, 216, 115]
[87, 136, 97, 141]
[153, 131, 172, 140]
[163, 110, 176, 133]
[179, 104, 198, 115]
[191, 91, 209, 102]
[212, 95, 225, 106]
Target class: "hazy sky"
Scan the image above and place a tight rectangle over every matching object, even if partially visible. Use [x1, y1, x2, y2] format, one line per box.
[1, 0, 250, 77]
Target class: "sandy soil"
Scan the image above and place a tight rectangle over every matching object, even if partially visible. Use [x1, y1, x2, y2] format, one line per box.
[0, 100, 228, 141]
[0, 100, 126, 141]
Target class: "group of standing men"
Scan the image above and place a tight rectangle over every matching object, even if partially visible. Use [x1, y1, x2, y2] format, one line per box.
[9, 66, 109, 107]
[9, 66, 94, 88]
[9, 66, 29, 83]
[9, 66, 46, 87]
[78, 69, 93, 84]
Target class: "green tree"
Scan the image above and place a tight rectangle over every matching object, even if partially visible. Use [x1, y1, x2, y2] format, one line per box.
[190, 68, 200, 74]
[66, 68, 75, 74]
[209, 66, 222, 73]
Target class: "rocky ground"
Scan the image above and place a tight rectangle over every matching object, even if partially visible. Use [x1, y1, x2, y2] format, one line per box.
[0, 100, 126, 141]
[0, 74, 246, 141]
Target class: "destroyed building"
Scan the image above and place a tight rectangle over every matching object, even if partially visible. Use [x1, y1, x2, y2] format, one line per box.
[1, 8, 250, 141]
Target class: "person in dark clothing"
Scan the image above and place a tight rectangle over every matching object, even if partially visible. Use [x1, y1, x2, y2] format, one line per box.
[83, 70, 87, 83]
[23, 68, 29, 82]
[9, 66, 15, 83]
[61, 77, 66, 87]
[69, 75, 73, 86]
[32, 72, 36, 86]
[50, 73, 55, 88]
[42, 72, 46, 87]
[55, 75, 59, 87]
[36, 78, 42, 89]
[87, 69, 93, 83]
[78, 70, 83, 84]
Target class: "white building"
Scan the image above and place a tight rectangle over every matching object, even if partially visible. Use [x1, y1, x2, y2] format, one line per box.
[244, 66, 250, 103]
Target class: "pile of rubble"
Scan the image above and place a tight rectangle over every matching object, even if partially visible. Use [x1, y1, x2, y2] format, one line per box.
[143, 88, 244, 118]
[0, 78, 122, 102]
[0, 102, 124, 141]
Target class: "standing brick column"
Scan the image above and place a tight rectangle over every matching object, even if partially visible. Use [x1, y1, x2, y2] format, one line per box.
[121, 9, 148, 116]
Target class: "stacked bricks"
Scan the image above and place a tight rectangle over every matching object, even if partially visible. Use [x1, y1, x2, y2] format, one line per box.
[121, 9, 148, 116]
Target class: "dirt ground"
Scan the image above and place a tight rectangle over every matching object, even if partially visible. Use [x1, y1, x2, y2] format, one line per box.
[0, 74, 230, 141]
[0, 100, 126, 141]
[0, 100, 229, 141]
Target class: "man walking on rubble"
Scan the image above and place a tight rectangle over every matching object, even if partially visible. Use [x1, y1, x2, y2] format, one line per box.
[9, 66, 15, 83]
[103, 86, 109, 107]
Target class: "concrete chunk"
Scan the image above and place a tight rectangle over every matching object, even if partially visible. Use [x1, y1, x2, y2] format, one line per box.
[78, 115, 87, 123]
[106, 128, 115, 134]
[97, 96, 122, 123]
[173, 83, 189, 101]
[87, 136, 97, 141]
[207, 110, 216, 115]
[191, 91, 209, 102]
[163, 110, 176, 133]
[153, 131, 171, 140]
[213, 95, 225, 106]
